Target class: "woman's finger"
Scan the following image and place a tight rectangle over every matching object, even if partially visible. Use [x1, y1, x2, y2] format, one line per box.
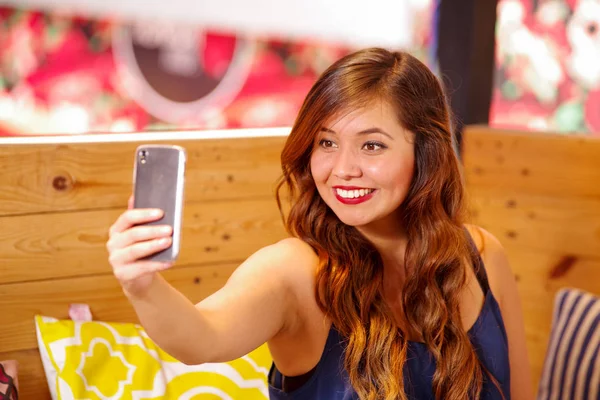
[108, 208, 164, 237]
[107, 225, 172, 252]
[109, 237, 172, 266]
[128, 195, 134, 210]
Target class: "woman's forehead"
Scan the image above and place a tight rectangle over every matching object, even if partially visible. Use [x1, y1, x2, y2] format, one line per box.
[321, 102, 403, 134]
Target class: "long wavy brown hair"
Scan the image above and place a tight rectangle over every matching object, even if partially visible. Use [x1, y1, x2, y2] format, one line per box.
[276, 48, 499, 399]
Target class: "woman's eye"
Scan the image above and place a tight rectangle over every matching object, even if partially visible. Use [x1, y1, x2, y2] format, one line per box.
[363, 141, 386, 151]
[319, 139, 336, 148]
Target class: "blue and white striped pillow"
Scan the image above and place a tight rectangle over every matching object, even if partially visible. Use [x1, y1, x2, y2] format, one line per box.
[537, 288, 600, 400]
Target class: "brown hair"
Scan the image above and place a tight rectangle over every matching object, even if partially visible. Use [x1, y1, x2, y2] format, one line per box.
[276, 48, 499, 400]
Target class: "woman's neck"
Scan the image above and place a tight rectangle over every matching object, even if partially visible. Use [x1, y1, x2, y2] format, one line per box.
[356, 216, 409, 278]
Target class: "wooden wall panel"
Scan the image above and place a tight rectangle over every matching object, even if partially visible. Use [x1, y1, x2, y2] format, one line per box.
[0, 262, 242, 400]
[0, 348, 50, 400]
[3, 127, 600, 395]
[463, 127, 600, 198]
[468, 188, 600, 259]
[0, 198, 285, 284]
[463, 126, 600, 388]
[0, 133, 289, 398]
[0, 262, 241, 354]
[0, 136, 287, 216]
[501, 246, 600, 383]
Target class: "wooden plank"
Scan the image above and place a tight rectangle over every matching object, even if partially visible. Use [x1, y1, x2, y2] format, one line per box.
[0, 262, 240, 354]
[0, 348, 51, 400]
[463, 126, 600, 198]
[490, 244, 600, 387]
[0, 197, 287, 284]
[467, 188, 600, 259]
[0, 136, 286, 216]
[462, 126, 600, 389]
[466, 186, 600, 388]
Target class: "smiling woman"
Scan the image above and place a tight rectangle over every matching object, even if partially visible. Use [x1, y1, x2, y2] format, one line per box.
[310, 103, 415, 227]
[271, 48, 531, 400]
[106, 47, 533, 400]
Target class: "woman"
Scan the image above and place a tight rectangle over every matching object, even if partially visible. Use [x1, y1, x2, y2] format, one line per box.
[106, 48, 533, 399]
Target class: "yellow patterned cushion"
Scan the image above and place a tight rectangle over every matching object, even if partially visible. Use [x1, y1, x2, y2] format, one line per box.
[34, 315, 272, 400]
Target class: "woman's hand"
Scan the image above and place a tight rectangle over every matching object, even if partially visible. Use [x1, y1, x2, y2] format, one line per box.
[106, 196, 174, 298]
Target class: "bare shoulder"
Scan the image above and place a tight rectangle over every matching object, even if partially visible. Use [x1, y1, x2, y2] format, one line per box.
[214, 237, 320, 306]
[241, 238, 322, 334]
[464, 224, 515, 307]
[271, 237, 320, 261]
[189, 237, 322, 363]
[235, 237, 320, 294]
[253, 237, 319, 274]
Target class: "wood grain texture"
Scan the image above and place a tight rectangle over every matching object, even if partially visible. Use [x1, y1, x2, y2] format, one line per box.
[0, 348, 51, 400]
[0, 262, 240, 354]
[463, 126, 600, 198]
[0, 262, 241, 400]
[0, 197, 286, 284]
[0, 136, 286, 216]
[463, 126, 600, 388]
[502, 245, 600, 385]
[0, 134, 290, 397]
[467, 188, 600, 259]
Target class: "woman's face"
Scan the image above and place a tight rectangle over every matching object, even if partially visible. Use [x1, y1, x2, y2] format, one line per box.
[310, 101, 415, 230]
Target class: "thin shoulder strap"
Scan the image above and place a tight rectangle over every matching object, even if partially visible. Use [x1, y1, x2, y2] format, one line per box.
[464, 227, 490, 294]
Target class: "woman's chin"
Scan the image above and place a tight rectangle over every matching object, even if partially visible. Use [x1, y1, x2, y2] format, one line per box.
[334, 213, 374, 228]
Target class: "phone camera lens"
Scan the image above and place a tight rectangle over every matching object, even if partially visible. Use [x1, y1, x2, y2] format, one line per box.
[139, 150, 148, 164]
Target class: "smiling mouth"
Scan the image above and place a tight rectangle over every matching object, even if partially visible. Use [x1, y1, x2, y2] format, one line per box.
[335, 188, 375, 199]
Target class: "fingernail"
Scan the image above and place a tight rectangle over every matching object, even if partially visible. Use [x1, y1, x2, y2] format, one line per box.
[150, 209, 163, 217]
[159, 226, 172, 234]
[159, 238, 171, 245]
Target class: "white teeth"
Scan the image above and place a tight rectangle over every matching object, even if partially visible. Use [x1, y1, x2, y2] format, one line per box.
[336, 188, 374, 199]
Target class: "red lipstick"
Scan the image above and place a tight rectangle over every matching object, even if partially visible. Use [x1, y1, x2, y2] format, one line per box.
[332, 186, 375, 205]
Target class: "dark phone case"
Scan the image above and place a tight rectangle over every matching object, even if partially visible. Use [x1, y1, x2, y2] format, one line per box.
[132, 144, 186, 262]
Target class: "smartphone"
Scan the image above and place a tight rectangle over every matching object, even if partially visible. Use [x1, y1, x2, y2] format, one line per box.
[132, 144, 186, 262]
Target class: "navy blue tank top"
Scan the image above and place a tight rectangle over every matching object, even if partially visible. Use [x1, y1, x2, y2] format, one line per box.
[268, 235, 511, 399]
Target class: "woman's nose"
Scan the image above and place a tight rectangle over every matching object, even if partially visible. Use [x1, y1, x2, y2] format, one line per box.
[332, 149, 362, 179]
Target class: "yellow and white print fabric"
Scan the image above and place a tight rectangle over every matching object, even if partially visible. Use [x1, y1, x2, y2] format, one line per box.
[35, 315, 272, 400]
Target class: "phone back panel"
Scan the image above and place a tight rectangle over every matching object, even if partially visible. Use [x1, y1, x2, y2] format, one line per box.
[133, 144, 186, 262]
